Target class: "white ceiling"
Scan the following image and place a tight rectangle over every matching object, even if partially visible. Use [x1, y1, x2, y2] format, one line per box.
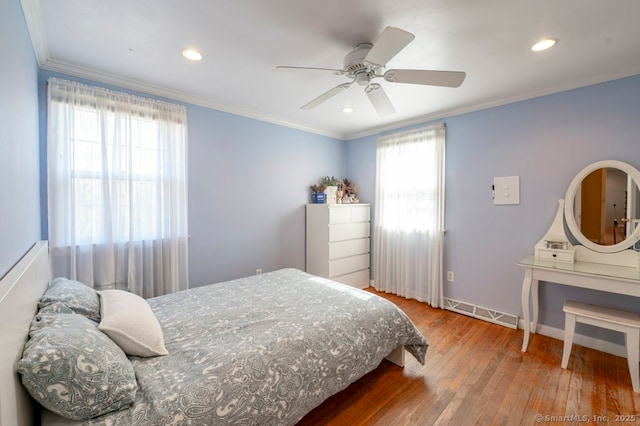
[22, 0, 640, 140]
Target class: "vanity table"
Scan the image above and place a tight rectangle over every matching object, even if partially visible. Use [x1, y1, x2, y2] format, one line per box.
[519, 254, 640, 351]
[520, 160, 640, 352]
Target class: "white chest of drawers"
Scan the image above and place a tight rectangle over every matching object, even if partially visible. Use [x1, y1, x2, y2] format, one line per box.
[305, 203, 371, 289]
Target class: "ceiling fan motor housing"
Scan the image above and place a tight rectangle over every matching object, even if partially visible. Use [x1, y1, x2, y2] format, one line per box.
[344, 43, 377, 85]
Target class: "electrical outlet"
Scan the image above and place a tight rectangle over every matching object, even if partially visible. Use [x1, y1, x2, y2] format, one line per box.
[256, 268, 262, 276]
[447, 271, 454, 282]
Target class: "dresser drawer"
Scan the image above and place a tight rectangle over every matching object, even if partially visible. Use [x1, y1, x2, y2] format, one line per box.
[350, 205, 370, 222]
[332, 269, 370, 289]
[329, 222, 370, 242]
[329, 207, 352, 224]
[328, 205, 371, 224]
[329, 238, 370, 260]
[329, 254, 370, 277]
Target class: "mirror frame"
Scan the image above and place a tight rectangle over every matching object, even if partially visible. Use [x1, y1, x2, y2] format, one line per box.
[564, 160, 640, 253]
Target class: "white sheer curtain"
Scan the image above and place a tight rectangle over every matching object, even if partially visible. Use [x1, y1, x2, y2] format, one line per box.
[47, 78, 189, 298]
[373, 124, 446, 307]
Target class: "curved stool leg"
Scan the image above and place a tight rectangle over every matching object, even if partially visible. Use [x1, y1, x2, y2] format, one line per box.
[562, 312, 576, 369]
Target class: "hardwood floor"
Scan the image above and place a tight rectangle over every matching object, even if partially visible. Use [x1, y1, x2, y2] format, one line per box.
[298, 290, 640, 425]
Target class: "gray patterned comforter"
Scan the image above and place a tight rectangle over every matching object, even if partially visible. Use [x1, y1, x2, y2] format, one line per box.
[44, 268, 428, 425]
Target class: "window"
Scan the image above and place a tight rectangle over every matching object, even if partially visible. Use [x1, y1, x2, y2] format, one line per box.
[65, 106, 176, 243]
[375, 135, 439, 232]
[373, 124, 446, 306]
[47, 78, 188, 297]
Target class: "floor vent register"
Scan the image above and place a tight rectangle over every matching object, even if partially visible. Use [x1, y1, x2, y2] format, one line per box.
[443, 297, 518, 329]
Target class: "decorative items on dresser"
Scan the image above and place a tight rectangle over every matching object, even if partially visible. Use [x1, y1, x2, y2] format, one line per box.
[306, 203, 371, 289]
[309, 183, 326, 204]
[308, 176, 360, 204]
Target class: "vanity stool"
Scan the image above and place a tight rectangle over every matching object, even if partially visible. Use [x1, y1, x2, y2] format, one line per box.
[561, 299, 640, 393]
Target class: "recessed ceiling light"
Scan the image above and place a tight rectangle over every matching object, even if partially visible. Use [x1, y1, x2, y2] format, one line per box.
[342, 106, 354, 114]
[531, 38, 558, 52]
[181, 48, 203, 61]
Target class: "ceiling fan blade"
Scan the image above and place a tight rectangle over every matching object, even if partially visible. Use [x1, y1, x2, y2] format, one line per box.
[274, 66, 346, 75]
[365, 83, 395, 116]
[384, 69, 466, 88]
[364, 27, 415, 67]
[301, 82, 352, 110]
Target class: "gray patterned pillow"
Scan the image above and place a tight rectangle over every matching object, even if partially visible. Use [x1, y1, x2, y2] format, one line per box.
[18, 313, 137, 420]
[39, 277, 101, 322]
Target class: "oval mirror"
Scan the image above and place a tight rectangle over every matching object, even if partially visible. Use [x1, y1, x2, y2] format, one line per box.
[565, 160, 640, 253]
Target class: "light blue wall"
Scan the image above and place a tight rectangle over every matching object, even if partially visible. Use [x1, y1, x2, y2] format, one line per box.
[187, 105, 345, 285]
[347, 74, 640, 339]
[0, 0, 41, 277]
[445, 77, 640, 330]
[37, 70, 346, 287]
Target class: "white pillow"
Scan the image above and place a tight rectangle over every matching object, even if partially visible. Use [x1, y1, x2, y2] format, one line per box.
[98, 289, 169, 357]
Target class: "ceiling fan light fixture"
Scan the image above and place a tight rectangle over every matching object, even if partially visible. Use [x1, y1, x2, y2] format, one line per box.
[181, 48, 203, 61]
[531, 38, 558, 52]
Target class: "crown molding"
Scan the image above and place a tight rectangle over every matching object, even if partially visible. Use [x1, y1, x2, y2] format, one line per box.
[38, 57, 640, 143]
[344, 67, 640, 140]
[40, 58, 346, 141]
[20, 0, 49, 66]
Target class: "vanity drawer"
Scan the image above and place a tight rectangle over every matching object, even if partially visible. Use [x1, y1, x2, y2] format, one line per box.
[537, 248, 575, 262]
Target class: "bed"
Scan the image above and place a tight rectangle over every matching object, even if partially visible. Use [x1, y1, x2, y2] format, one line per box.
[1, 241, 428, 426]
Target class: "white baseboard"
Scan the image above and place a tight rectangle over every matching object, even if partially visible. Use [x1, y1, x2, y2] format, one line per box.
[518, 320, 628, 358]
[371, 280, 628, 359]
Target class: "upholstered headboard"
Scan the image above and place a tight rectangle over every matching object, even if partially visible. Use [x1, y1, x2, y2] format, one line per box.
[0, 241, 50, 426]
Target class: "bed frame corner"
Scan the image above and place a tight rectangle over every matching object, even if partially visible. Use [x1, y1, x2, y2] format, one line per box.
[0, 241, 50, 426]
[385, 345, 406, 367]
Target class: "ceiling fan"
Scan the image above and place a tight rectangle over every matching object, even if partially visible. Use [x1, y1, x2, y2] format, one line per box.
[274, 26, 466, 116]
